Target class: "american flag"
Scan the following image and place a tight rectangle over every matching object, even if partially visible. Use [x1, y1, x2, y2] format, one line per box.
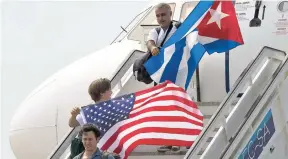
[80, 80, 203, 159]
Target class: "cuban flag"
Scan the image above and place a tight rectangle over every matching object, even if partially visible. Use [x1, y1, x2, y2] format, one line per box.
[144, 0, 244, 90]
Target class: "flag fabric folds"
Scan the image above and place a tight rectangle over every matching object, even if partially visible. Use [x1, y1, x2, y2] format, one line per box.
[80, 80, 203, 159]
[144, 0, 244, 90]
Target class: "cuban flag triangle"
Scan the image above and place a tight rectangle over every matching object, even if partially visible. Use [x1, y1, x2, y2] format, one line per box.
[144, 0, 244, 90]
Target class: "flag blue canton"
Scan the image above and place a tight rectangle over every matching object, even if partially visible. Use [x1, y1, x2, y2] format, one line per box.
[81, 93, 135, 137]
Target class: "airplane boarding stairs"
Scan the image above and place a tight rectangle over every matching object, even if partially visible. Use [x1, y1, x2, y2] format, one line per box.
[185, 46, 288, 159]
[47, 46, 287, 159]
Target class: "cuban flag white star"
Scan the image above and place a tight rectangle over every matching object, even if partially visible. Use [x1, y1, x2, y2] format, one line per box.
[207, 2, 229, 29]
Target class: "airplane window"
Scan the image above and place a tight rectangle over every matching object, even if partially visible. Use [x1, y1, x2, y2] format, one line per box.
[127, 3, 176, 43]
[180, 1, 199, 22]
[278, 1, 288, 12]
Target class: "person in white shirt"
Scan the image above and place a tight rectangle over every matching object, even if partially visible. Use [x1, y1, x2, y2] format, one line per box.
[146, 3, 177, 56]
[69, 78, 112, 127]
[146, 3, 181, 154]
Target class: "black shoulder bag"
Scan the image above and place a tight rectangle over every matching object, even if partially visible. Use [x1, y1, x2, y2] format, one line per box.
[133, 23, 174, 84]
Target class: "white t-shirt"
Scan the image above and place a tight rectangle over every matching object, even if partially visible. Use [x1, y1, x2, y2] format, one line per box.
[147, 25, 177, 47]
[76, 114, 85, 126]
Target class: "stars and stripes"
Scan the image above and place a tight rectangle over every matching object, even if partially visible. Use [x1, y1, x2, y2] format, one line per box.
[81, 95, 134, 135]
[80, 80, 203, 159]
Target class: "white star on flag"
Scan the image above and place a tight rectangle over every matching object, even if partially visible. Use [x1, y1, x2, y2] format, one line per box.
[207, 2, 229, 29]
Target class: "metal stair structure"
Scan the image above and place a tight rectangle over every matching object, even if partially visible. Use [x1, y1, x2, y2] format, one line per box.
[47, 49, 223, 159]
[185, 46, 287, 159]
[48, 46, 287, 159]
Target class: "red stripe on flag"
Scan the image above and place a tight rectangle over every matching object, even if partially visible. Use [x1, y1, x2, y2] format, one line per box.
[96, 80, 203, 159]
[134, 86, 186, 105]
[135, 81, 169, 96]
[133, 95, 199, 111]
[129, 105, 203, 121]
[113, 127, 201, 154]
[100, 116, 202, 150]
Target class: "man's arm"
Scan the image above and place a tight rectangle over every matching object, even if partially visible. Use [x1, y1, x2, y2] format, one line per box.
[68, 107, 80, 127]
[69, 115, 80, 127]
[146, 29, 160, 56]
[146, 40, 156, 52]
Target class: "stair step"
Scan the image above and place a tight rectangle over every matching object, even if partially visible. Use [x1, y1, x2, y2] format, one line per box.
[194, 102, 221, 106]
[196, 102, 221, 114]
[130, 146, 188, 156]
[130, 150, 188, 156]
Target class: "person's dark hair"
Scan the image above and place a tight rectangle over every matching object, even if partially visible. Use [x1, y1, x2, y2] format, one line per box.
[79, 123, 101, 138]
[88, 78, 111, 102]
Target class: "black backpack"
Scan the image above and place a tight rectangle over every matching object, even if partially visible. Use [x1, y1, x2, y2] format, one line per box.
[133, 22, 181, 84]
[69, 135, 85, 159]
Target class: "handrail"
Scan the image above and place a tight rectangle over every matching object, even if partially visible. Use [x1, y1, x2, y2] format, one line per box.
[184, 46, 286, 158]
[222, 55, 288, 158]
[48, 127, 80, 159]
[47, 49, 146, 159]
[109, 6, 152, 45]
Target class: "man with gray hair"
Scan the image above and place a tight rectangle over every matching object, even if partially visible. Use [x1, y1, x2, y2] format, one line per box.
[146, 3, 177, 56]
[146, 2, 181, 154]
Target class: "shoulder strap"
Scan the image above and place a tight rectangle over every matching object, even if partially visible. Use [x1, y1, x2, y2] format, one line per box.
[101, 150, 109, 159]
[75, 152, 84, 159]
[159, 22, 173, 47]
[102, 154, 108, 159]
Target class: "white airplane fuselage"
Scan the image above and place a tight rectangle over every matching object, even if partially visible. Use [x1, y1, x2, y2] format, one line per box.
[9, 0, 288, 159]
